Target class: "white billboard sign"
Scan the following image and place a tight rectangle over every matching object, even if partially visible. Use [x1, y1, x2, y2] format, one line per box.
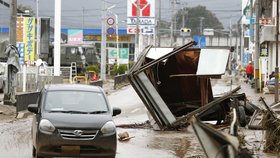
[127, 17, 155, 26]
[127, 0, 155, 34]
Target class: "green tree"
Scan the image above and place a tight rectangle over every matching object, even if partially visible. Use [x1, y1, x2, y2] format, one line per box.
[175, 5, 224, 36]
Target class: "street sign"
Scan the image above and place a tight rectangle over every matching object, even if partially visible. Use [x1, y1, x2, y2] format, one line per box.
[108, 48, 129, 64]
[108, 47, 117, 59]
[119, 48, 129, 64]
[106, 17, 115, 25]
[127, 26, 154, 35]
[259, 17, 273, 25]
[193, 36, 206, 48]
[107, 27, 115, 35]
[106, 16, 116, 35]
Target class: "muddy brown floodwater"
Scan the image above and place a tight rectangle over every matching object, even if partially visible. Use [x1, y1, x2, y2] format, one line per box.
[116, 128, 205, 158]
[0, 118, 32, 158]
[0, 79, 280, 158]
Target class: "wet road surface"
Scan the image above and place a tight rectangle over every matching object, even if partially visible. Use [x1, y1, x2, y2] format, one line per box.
[0, 85, 205, 158]
[0, 79, 279, 158]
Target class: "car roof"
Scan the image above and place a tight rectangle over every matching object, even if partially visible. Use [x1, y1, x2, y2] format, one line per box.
[44, 84, 103, 92]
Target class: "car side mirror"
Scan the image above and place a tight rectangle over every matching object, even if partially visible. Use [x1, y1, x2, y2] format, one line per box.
[112, 107, 121, 116]
[28, 104, 39, 113]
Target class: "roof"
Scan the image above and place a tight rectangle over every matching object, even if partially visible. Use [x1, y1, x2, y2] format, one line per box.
[45, 84, 103, 92]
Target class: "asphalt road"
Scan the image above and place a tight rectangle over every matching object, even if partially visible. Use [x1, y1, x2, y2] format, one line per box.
[0, 85, 205, 158]
[0, 79, 278, 158]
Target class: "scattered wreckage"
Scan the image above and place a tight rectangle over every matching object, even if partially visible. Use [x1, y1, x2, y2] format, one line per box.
[128, 41, 254, 130]
[127, 41, 261, 157]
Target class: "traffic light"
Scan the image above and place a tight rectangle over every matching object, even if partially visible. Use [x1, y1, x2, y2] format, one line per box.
[180, 28, 191, 33]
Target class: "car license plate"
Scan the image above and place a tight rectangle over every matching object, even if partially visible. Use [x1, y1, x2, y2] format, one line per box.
[61, 146, 80, 155]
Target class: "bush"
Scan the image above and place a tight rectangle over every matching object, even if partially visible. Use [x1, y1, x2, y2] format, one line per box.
[118, 64, 128, 75]
[111, 64, 128, 76]
[86, 65, 100, 74]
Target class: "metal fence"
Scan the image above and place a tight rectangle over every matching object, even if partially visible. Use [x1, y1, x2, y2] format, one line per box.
[16, 66, 72, 92]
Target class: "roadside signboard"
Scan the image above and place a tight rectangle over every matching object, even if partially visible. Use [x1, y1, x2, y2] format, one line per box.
[108, 47, 117, 64]
[127, 0, 155, 35]
[24, 17, 35, 64]
[16, 42, 25, 65]
[68, 29, 83, 44]
[127, 25, 154, 34]
[16, 17, 24, 42]
[108, 47, 129, 64]
[119, 48, 129, 64]
[193, 36, 206, 48]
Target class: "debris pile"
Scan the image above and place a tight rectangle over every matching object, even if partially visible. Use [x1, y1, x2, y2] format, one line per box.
[262, 111, 280, 153]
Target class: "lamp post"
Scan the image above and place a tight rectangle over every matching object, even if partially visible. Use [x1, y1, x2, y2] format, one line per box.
[275, 0, 279, 102]
[101, 0, 107, 80]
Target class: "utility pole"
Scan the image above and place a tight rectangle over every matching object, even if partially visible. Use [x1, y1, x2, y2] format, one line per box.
[229, 16, 233, 73]
[82, 7, 84, 32]
[10, 0, 17, 45]
[275, 0, 279, 102]
[181, 9, 188, 44]
[199, 17, 204, 35]
[158, 0, 161, 46]
[101, 0, 107, 80]
[255, 0, 260, 93]
[170, 0, 174, 46]
[5, 0, 17, 104]
[54, 0, 61, 76]
[134, 0, 140, 62]
[157, 0, 161, 46]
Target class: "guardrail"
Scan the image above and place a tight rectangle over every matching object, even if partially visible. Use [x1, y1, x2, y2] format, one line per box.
[16, 92, 40, 113]
[114, 74, 129, 89]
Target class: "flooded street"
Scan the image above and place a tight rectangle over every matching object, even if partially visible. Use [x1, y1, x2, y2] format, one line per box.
[0, 82, 279, 158]
[0, 118, 32, 158]
[0, 118, 204, 158]
[0, 85, 205, 158]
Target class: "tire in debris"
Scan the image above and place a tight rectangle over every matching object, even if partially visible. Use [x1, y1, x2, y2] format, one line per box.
[244, 101, 259, 116]
[238, 106, 247, 127]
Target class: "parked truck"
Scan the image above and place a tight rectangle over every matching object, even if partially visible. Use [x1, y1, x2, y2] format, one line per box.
[42, 43, 100, 73]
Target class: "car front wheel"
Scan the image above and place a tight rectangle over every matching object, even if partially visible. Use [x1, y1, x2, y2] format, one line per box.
[33, 146, 44, 158]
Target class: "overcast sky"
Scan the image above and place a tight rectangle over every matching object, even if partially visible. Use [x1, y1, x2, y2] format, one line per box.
[0, 0, 241, 30]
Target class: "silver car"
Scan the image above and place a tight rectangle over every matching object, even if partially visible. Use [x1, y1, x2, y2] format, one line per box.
[28, 84, 121, 158]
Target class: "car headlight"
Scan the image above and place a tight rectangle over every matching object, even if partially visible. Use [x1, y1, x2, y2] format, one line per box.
[39, 119, 56, 135]
[101, 121, 116, 135]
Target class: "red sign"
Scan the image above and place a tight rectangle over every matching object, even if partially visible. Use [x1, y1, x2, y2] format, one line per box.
[259, 18, 273, 25]
[132, 0, 150, 16]
[127, 27, 140, 34]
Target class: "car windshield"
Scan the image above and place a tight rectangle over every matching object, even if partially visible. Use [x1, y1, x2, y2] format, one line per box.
[44, 90, 108, 113]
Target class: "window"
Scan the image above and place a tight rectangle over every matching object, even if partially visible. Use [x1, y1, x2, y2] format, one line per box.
[44, 90, 108, 112]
